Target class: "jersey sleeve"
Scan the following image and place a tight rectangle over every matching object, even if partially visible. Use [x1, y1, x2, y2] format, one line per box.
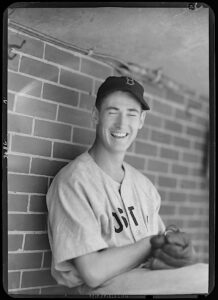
[47, 175, 108, 270]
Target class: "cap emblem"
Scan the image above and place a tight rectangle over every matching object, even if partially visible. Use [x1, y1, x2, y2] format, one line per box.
[126, 77, 135, 85]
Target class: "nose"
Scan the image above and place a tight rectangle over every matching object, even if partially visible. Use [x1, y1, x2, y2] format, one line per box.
[115, 113, 127, 128]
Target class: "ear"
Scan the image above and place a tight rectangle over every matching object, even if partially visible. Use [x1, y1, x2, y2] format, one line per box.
[91, 106, 100, 125]
[138, 111, 146, 129]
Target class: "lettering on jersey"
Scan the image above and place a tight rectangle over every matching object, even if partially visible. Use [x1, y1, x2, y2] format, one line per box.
[112, 206, 139, 233]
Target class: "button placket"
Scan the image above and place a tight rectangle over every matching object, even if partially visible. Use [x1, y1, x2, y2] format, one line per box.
[119, 183, 143, 242]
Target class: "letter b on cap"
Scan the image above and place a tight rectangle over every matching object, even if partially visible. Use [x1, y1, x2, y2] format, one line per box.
[126, 77, 135, 85]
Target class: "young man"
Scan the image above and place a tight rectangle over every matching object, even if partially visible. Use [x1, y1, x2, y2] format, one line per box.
[46, 76, 208, 295]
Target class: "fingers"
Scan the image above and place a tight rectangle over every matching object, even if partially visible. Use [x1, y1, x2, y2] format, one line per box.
[153, 248, 194, 268]
[150, 257, 175, 270]
[165, 232, 190, 247]
[162, 243, 193, 259]
[150, 234, 166, 249]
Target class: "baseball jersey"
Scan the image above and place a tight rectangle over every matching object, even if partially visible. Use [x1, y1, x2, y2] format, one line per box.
[46, 151, 165, 288]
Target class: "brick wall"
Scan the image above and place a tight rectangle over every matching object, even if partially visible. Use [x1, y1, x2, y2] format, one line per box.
[7, 26, 209, 295]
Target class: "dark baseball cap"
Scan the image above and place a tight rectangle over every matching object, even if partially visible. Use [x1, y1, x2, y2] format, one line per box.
[95, 76, 150, 111]
[95, 76, 150, 110]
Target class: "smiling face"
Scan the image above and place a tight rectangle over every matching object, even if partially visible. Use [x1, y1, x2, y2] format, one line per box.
[93, 91, 146, 154]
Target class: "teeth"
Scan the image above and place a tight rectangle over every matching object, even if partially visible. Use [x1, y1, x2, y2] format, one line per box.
[111, 132, 128, 138]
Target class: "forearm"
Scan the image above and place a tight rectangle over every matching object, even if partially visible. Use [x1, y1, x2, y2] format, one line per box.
[73, 236, 152, 288]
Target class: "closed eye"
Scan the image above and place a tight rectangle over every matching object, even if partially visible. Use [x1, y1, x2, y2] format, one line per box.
[108, 111, 118, 115]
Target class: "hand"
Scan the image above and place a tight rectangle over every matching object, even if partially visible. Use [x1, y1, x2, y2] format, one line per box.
[149, 226, 197, 270]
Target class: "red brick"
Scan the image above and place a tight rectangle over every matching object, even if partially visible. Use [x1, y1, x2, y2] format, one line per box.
[8, 213, 47, 231]
[29, 195, 47, 213]
[45, 44, 79, 69]
[153, 99, 173, 115]
[164, 119, 183, 133]
[7, 133, 11, 150]
[58, 105, 92, 127]
[187, 98, 202, 110]
[34, 120, 71, 141]
[8, 194, 28, 212]
[172, 164, 189, 175]
[199, 181, 209, 190]
[142, 172, 156, 183]
[136, 126, 149, 140]
[20, 56, 59, 82]
[160, 147, 179, 160]
[48, 177, 54, 188]
[173, 136, 191, 148]
[43, 82, 79, 107]
[73, 127, 95, 145]
[8, 253, 42, 270]
[8, 30, 44, 58]
[53, 142, 86, 160]
[124, 155, 145, 170]
[30, 157, 67, 176]
[182, 152, 202, 164]
[8, 113, 33, 134]
[135, 141, 157, 156]
[187, 194, 206, 203]
[8, 234, 23, 251]
[180, 179, 197, 189]
[80, 93, 96, 111]
[8, 92, 15, 111]
[60, 69, 93, 93]
[143, 81, 165, 99]
[194, 141, 204, 151]
[8, 154, 30, 173]
[158, 189, 167, 202]
[199, 95, 209, 103]
[169, 191, 187, 202]
[187, 219, 208, 228]
[8, 53, 20, 71]
[8, 174, 48, 194]
[194, 115, 208, 127]
[81, 58, 111, 79]
[179, 206, 197, 215]
[151, 129, 172, 144]
[24, 234, 50, 250]
[21, 270, 56, 288]
[127, 142, 134, 153]
[197, 207, 209, 215]
[16, 95, 57, 120]
[43, 251, 52, 268]
[8, 271, 20, 290]
[11, 135, 52, 157]
[144, 113, 162, 128]
[147, 159, 168, 173]
[158, 176, 177, 188]
[165, 88, 185, 105]
[159, 204, 176, 216]
[94, 79, 103, 95]
[8, 71, 42, 97]
[175, 108, 191, 121]
[186, 126, 204, 138]
[164, 218, 185, 229]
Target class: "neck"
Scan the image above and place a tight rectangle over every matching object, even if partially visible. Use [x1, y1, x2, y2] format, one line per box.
[88, 141, 126, 181]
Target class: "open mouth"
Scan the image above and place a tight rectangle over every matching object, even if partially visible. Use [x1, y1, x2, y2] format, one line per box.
[111, 132, 129, 138]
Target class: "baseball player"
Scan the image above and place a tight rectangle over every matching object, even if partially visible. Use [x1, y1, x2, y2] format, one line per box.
[46, 76, 208, 295]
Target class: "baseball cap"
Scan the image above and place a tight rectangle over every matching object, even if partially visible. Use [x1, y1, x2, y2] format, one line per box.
[95, 76, 150, 111]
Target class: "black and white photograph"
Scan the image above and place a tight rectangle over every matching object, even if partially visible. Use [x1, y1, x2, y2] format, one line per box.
[3, 2, 215, 297]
